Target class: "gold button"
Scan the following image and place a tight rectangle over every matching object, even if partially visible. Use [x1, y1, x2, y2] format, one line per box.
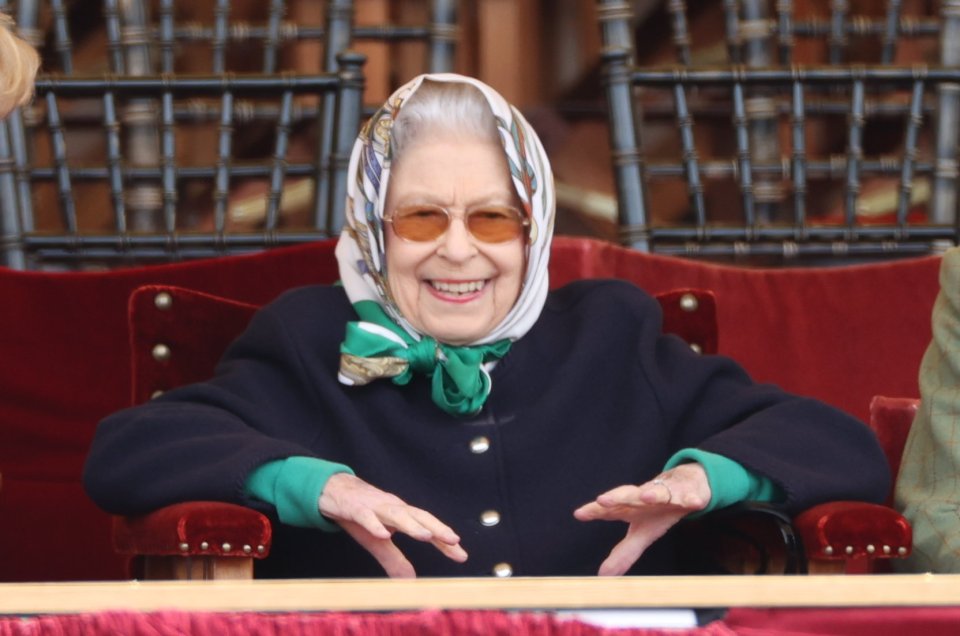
[154, 292, 173, 310]
[470, 436, 490, 454]
[480, 510, 500, 527]
[492, 562, 513, 577]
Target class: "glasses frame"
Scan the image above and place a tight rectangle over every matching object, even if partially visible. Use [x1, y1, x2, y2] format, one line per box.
[384, 203, 530, 244]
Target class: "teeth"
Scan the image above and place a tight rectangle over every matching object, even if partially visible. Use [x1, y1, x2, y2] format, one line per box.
[431, 280, 485, 294]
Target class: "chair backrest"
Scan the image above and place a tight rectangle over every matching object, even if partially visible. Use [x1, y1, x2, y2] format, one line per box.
[597, 0, 960, 261]
[0, 56, 365, 270]
[648, 0, 949, 68]
[0, 0, 460, 271]
[128, 282, 718, 406]
[10, 0, 457, 76]
[868, 395, 920, 501]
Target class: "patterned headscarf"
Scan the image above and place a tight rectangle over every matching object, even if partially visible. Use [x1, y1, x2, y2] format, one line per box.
[335, 74, 555, 416]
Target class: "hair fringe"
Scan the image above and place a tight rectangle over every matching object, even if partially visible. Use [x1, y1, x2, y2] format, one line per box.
[390, 80, 500, 163]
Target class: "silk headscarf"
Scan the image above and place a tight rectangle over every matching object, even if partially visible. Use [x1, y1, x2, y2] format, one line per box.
[335, 73, 555, 416]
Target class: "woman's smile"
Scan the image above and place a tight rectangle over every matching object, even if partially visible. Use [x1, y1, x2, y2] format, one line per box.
[427, 278, 488, 300]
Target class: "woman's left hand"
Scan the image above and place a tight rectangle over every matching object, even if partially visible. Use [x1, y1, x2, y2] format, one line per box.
[573, 462, 711, 576]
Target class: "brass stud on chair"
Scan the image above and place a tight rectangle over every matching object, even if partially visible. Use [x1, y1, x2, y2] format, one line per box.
[257, 545, 266, 554]
[200, 541, 209, 550]
[866, 544, 876, 554]
[222, 542, 232, 552]
[154, 292, 173, 310]
[898, 546, 908, 556]
[883, 545, 891, 555]
[152, 343, 171, 362]
[243, 545, 252, 554]
[845, 546, 854, 555]
[679, 293, 699, 312]
[824, 546, 834, 556]
[178, 542, 189, 552]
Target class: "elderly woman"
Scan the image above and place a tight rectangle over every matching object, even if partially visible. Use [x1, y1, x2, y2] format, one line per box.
[84, 74, 889, 578]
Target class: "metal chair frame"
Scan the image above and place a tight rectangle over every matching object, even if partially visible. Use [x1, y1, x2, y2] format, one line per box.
[598, 0, 960, 259]
[0, 55, 365, 268]
[663, 0, 953, 68]
[11, 0, 457, 76]
[0, 0, 457, 270]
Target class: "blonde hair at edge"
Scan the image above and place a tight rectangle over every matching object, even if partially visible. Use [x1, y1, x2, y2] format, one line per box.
[0, 13, 39, 118]
[389, 80, 501, 164]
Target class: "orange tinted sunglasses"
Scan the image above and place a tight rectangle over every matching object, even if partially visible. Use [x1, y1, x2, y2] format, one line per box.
[385, 204, 529, 243]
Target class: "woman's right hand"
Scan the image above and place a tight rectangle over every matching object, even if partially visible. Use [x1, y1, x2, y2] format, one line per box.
[318, 472, 468, 577]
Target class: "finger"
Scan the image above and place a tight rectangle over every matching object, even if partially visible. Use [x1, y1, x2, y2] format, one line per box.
[368, 541, 417, 579]
[574, 496, 645, 520]
[408, 508, 461, 544]
[677, 491, 709, 511]
[352, 507, 394, 540]
[597, 532, 652, 577]
[375, 505, 435, 542]
[573, 500, 613, 521]
[431, 538, 469, 563]
[594, 485, 644, 506]
[341, 521, 416, 579]
[635, 481, 673, 506]
[404, 509, 468, 562]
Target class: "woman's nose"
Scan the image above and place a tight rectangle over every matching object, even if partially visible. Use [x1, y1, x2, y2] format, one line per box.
[437, 215, 478, 261]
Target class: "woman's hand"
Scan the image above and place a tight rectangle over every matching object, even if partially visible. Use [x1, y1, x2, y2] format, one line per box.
[573, 462, 711, 576]
[318, 472, 468, 578]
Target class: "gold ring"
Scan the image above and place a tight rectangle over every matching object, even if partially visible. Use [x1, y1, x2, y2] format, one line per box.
[652, 478, 673, 504]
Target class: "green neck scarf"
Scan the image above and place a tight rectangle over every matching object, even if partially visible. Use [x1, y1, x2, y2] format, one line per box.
[339, 301, 512, 417]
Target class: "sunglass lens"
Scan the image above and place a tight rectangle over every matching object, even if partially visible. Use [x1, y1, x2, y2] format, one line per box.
[468, 209, 525, 243]
[393, 207, 449, 241]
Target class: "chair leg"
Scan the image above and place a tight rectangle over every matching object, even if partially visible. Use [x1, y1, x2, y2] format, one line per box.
[806, 559, 847, 574]
[140, 555, 254, 580]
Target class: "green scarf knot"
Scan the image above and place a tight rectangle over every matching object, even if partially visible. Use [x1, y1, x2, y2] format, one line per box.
[339, 301, 512, 417]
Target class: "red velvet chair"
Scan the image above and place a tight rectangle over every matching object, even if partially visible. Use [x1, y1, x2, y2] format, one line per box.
[111, 283, 912, 579]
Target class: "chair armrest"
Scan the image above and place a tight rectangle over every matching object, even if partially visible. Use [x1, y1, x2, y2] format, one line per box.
[678, 500, 912, 574]
[794, 500, 912, 562]
[112, 501, 272, 559]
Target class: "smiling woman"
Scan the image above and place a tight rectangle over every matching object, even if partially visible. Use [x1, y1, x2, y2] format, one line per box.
[84, 74, 891, 580]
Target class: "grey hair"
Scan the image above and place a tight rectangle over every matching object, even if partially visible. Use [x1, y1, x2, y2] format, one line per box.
[390, 80, 501, 163]
[0, 13, 39, 118]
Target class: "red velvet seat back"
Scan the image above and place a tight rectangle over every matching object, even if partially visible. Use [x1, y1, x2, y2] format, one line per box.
[549, 238, 939, 422]
[0, 243, 339, 582]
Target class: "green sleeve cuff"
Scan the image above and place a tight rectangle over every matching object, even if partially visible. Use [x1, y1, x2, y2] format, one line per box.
[664, 448, 784, 516]
[244, 456, 355, 531]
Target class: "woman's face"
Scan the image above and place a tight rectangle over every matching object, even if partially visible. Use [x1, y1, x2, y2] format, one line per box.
[384, 135, 525, 345]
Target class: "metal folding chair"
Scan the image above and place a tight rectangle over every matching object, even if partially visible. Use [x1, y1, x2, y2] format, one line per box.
[598, 0, 960, 260]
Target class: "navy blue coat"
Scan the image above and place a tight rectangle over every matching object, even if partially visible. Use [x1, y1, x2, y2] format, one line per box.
[83, 280, 890, 577]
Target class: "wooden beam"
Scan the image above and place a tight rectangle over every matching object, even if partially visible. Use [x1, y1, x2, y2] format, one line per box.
[2, 575, 959, 615]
